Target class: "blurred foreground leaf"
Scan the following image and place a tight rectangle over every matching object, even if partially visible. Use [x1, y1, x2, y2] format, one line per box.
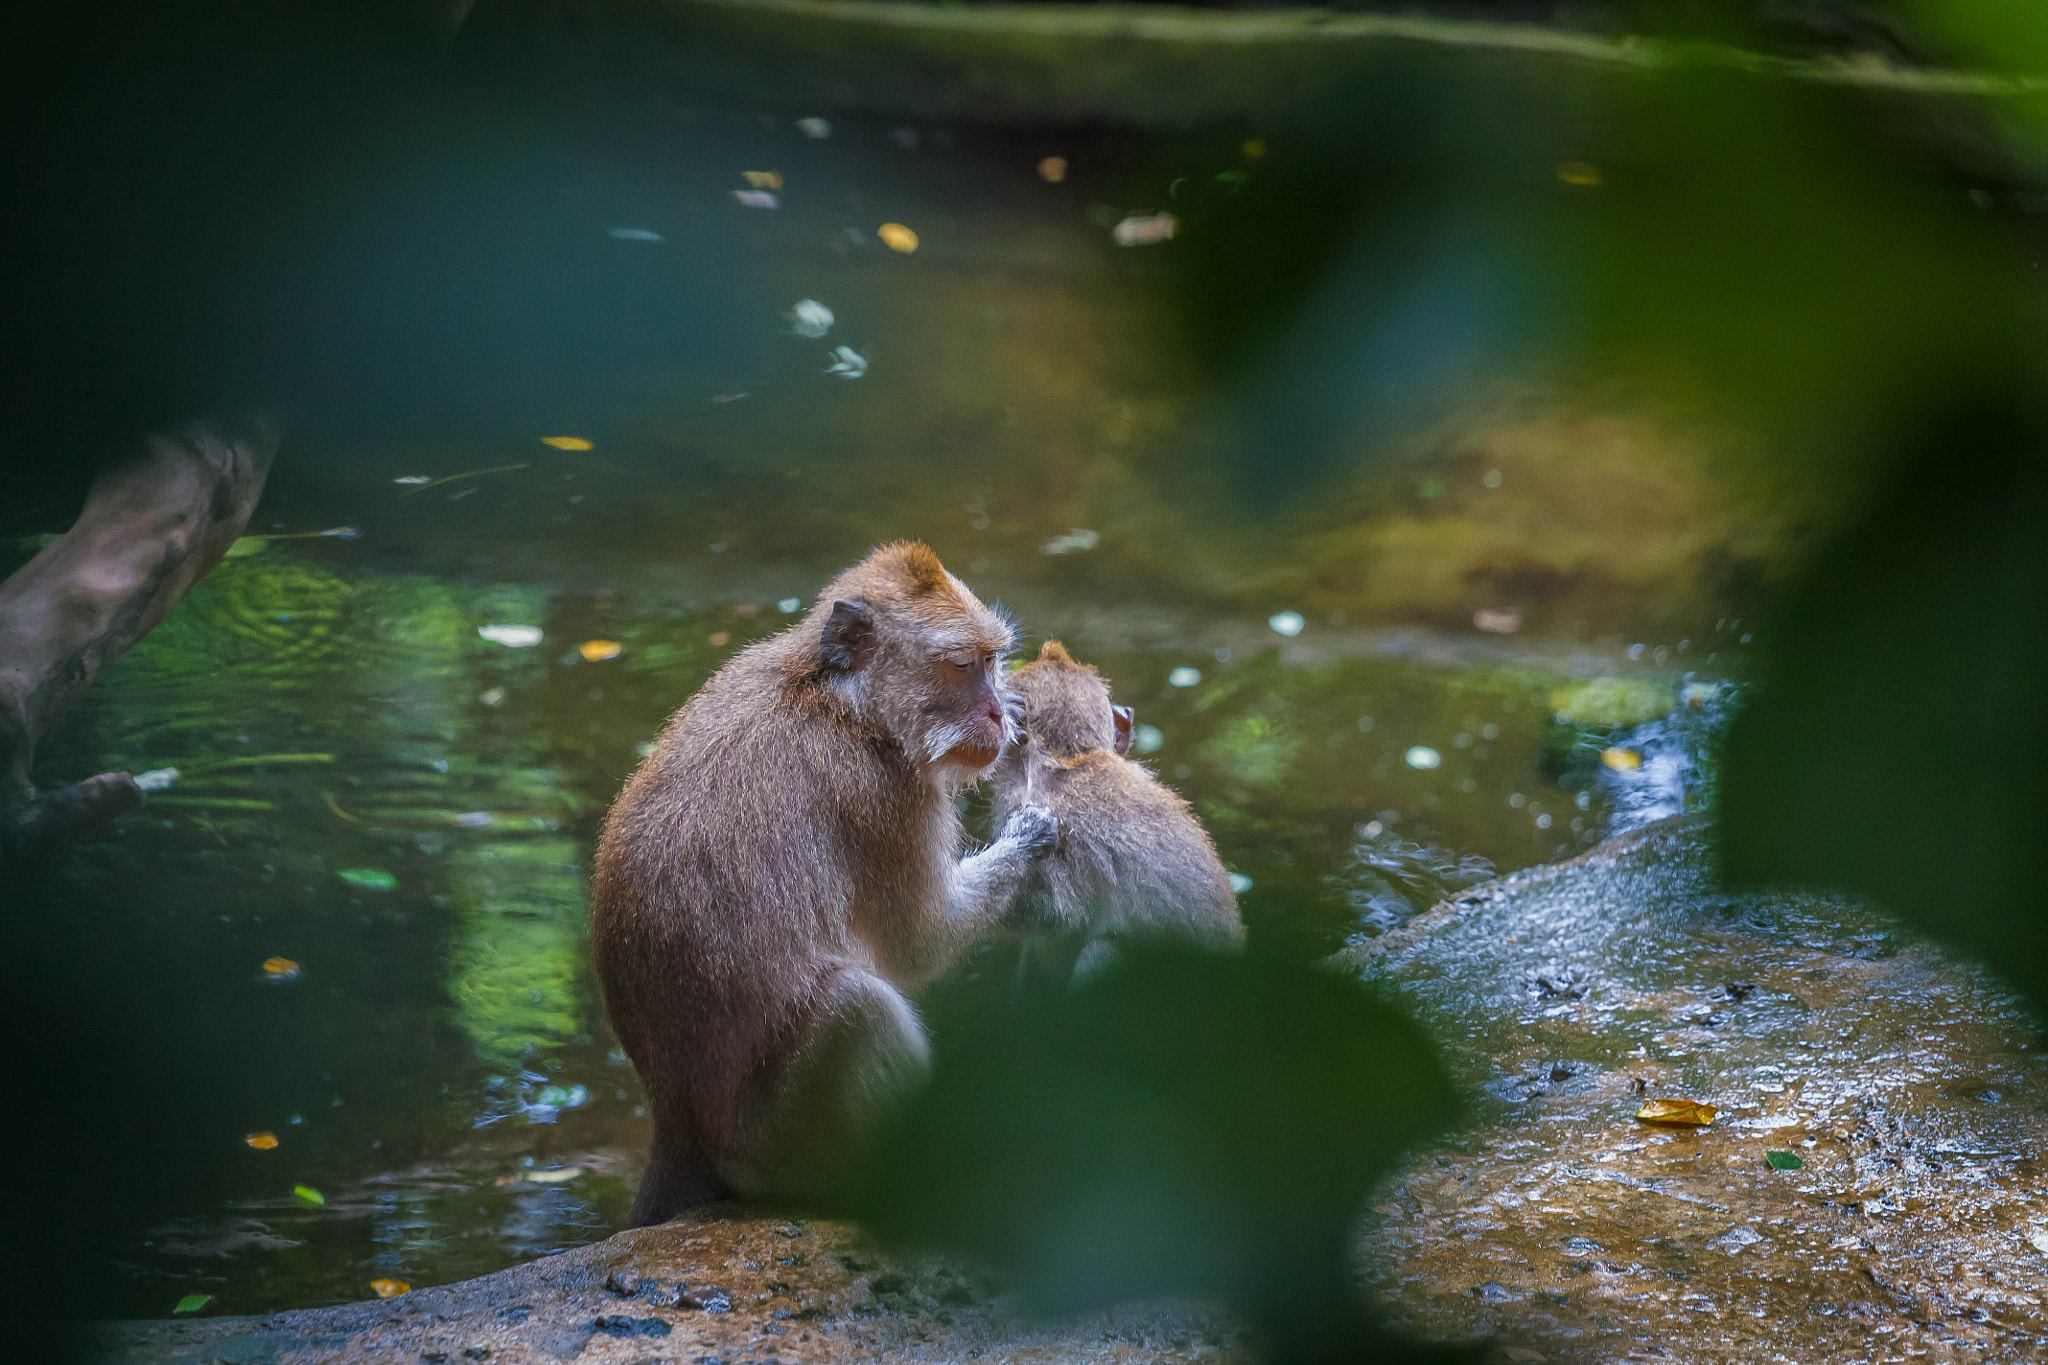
[172, 1293, 214, 1314]
[1722, 394, 2048, 1005]
[838, 947, 1470, 1362]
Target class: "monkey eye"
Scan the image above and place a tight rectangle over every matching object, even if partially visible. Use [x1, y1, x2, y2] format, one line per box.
[940, 650, 977, 673]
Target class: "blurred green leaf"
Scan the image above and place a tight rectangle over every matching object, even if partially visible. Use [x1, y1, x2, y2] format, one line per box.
[837, 946, 1464, 1359]
[1721, 393, 2048, 1005]
[292, 1184, 325, 1207]
[335, 868, 398, 892]
[1765, 1150, 1804, 1170]
[172, 1294, 214, 1314]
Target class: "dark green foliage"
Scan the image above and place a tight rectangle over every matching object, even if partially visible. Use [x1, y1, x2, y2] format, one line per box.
[835, 946, 1473, 1363]
[1721, 393, 2048, 1005]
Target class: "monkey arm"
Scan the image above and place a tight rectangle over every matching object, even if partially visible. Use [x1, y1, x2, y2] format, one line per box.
[935, 803, 1058, 955]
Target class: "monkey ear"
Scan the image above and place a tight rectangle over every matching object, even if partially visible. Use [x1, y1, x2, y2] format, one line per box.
[1112, 704, 1134, 756]
[821, 599, 879, 672]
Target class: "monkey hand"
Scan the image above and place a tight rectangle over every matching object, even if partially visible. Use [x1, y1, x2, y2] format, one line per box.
[1002, 691, 1029, 748]
[1002, 803, 1059, 858]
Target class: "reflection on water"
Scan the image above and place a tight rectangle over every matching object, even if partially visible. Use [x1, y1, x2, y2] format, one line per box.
[9, 101, 1756, 1319]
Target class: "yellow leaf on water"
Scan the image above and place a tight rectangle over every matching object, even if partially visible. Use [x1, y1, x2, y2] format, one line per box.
[741, 170, 783, 190]
[262, 957, 300, 980]
[1601, 747, 1643, 771]
[877, 223, 919, 253]
[246, 1131, 279, 1150]
[541, 436, 593, 451]
[1637, 1097, 1718, 1126]
[1558, 161, 1602, 186]
[371, 1278, 411, 1298]
[578, 640, 622, 662]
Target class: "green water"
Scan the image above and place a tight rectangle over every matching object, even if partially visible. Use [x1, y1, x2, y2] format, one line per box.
[7, 103, 1747, 1318]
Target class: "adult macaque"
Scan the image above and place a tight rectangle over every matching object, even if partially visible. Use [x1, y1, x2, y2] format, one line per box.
[591, 542, 1056, 1226]
[993, 641, 1244, 986]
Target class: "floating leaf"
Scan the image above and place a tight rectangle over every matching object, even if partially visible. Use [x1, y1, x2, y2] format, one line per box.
[741, 170, 783, 189]
[788, 299, 833, 338]
[1636, 1097, 1718, 1126]
[1601, 747, 1644, 771]
[293, 1184, 325, 1207]
[224, 537, 269, 558]
[336, 868, 399, 892]
[173, 1294, 214, 1314]
[370, 1278, 411, 1298]
[541, 436, 592, 451]
[578, 640, 622, 662]
[261, 957, 301, 980]
[824, 345, 868, 379]
[1112, 213, 1178, 247]
[1765, 1150, 1804, 1170]
[877, 222, 919, 253]
[246, 1131, 279, 1150]
[521, 1165, 584, 1184]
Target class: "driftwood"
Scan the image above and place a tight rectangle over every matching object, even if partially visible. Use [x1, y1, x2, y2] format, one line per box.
[0, 420, 278, 865]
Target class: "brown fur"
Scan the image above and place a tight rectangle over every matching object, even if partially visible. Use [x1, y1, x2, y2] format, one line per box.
[995, 641, 1245, 985]
[591, 543, 1052, 1224]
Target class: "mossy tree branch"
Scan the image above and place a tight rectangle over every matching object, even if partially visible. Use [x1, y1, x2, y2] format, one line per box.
[0, 420, 278, 864]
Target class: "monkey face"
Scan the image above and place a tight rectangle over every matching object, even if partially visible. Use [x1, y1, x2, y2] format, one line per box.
[927, 643, 1010, 772]
[814, 543, 1017, 777]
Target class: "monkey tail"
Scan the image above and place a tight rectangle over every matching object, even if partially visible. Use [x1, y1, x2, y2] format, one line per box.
[626, 1127, 733, 1227]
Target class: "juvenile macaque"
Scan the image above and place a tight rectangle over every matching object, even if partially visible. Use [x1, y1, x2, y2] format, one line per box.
[993, 641, 1244, 985]
[590, 542, 1056, 1226]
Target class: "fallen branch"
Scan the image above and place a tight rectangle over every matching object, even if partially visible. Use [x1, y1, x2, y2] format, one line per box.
[0, 419, 278, 864]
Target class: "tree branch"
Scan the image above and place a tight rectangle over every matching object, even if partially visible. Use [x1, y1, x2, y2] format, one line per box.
[0, 419, 278, 863]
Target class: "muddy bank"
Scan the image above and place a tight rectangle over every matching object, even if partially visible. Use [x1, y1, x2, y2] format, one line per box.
[91, 1210, 1245, 1365]
[1348, 818, 2048, 1363]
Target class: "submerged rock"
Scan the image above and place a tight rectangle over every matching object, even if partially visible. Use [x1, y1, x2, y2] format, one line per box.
[1346, 818, 2048, 1361]
[92, 1207, 1242, 1365]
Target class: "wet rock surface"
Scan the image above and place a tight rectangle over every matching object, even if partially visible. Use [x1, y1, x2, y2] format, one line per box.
[91, 1209, 1244, 1365]
[1348, 817, 2048, 1363]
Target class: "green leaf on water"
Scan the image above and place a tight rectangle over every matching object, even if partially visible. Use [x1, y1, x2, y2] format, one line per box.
[336, 868, 399, 892]
[173, 1294, 214, 1314]
[1765, 1150, 1804, 1171]
[293, 1183, 326, 1206]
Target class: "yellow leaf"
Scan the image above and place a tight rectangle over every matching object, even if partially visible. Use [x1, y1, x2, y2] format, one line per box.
[1601, 747, 1643, 771]
[541, 436, 593, 451]
[262, 957, 301, 980]
[370, 1278, 411, 1298]
[246, 1131, 279, 1150]
[877, 223, 919, 254]
[1557, 161, 1602, 187]
[1037, 156, 1067, 183]
[1636, 1097, 1718, 1126]
[578, 640, 622, 662]
[742, 170, 783, 190]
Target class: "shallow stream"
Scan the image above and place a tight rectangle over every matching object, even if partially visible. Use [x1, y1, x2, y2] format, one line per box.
[6, 98, 1746, 1319]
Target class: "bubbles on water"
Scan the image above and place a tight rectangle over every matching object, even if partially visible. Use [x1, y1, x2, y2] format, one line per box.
[778, 597, 802, 613]
[788, 299, 834, 338]
[1132, 723, 1165, 755]
[1405, 746, 1441, 770]
[1168, 667, 1201, 688]
[1268, 611, 1305, 637]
